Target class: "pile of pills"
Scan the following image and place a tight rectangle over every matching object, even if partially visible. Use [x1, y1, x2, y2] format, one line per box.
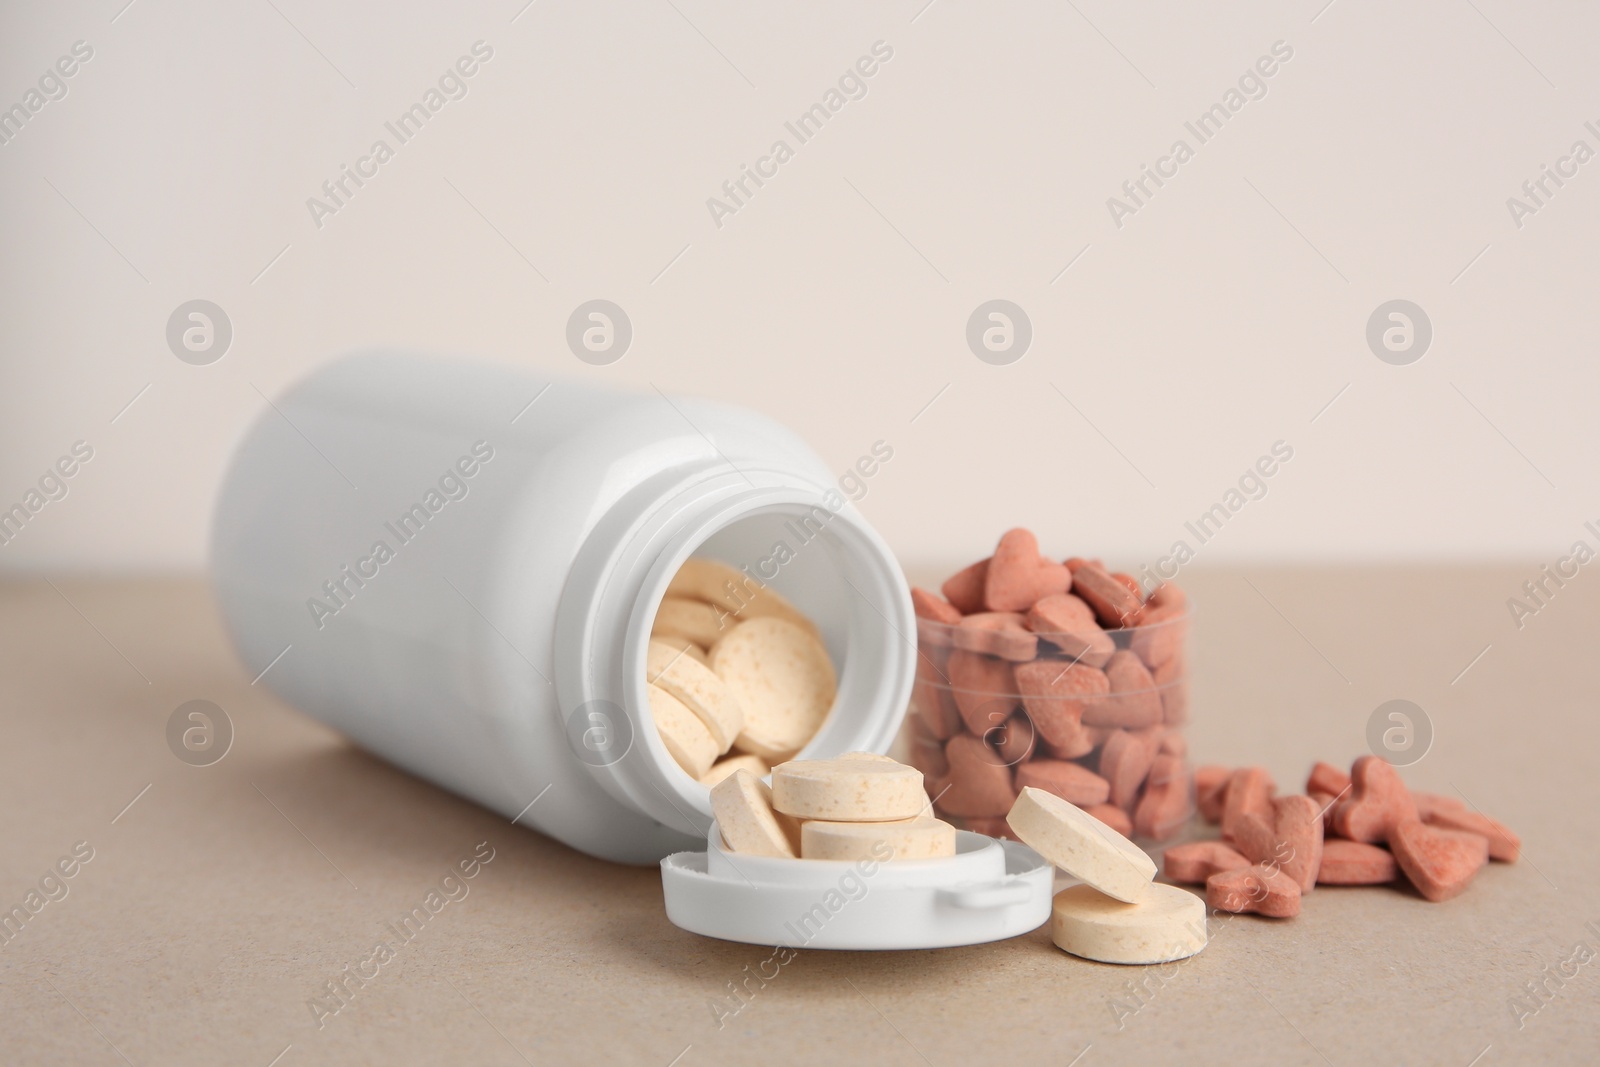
[1006, 786, 1207, 964]
[1163, 755, 1521, 916]
[646, 558, 836, 782]
[709, 754, 957, 861]
[906, 528, 1192, 842]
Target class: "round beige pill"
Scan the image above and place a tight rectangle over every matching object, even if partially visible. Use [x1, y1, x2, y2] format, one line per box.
[710, 770, 800, 858]
[711, 617, 837, 760]
[652, 596, 736, 649]
[700, 753, 770, 789]
[1050, 882, 1207, 965]
[648, 683, 718, 779]
[646, 639, 743, 752]
[770, 758, 926, 822]
[667, 558, 820, 637]
[1006, 786, 1156, 904]
[801, 816, 956, 862]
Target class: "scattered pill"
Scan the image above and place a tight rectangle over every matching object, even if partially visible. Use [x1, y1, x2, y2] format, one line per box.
[1006, 786, 1157, 903]
[1317, 840, 1397, 885]
[1206, 863, 1302, 917]
[1219, 767, 1276, 837]
[1306, 761, 1351, 798]
[1422, 806, 1520, 863]
[1227, 795, 1323, 893]
[1388, 818, 1488, 902]
[1331, 756, 1418, 845]
[770, 758, 927, 822]
[1163, 840, 1250, 884]
[1050, 882, 1207, 965]
[1411, 791, 1466, 822]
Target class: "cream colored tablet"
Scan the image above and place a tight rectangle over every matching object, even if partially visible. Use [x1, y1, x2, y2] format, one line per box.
[1050, 882, 1207, 964]
[801, 816, 956, 861]
[710, 770, 800, 858]
[711, 617, 837, 760]
[700, 753, 770, 789]
[652, 596, 735, 649]
[648, 683, 717, 778]
[651, 633, 708, 666]
[1006, 786, 1157, 903]
[646, 639, 743, 752]
[770, 758, 926, 821]
[667, 558, 820, 636]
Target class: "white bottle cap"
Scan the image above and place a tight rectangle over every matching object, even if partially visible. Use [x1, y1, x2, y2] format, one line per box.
[660, 827, 1054, 950]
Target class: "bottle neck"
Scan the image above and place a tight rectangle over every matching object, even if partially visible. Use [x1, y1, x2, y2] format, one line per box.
[554, 465, 916, 838]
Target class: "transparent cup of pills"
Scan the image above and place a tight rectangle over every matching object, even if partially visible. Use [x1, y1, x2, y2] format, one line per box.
[905, 587, 1193, 844]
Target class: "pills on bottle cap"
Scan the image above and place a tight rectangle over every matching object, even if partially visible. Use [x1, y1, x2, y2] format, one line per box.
[646, 639, 743, 751]
[770, 758, 926, 822]
[1049, 882, 1207, 965]
[710, 770, 799, 858]
[712, 617, 837, 761]
[800, 816, 956, 861]
[648, 683, 718, 778]
[1006, 786, 1156, 904]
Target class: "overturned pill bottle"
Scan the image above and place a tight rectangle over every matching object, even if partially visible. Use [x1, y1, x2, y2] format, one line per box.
[212, 353, 915, 864]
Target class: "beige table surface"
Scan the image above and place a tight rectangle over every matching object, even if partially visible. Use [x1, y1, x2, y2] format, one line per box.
[2, 568, 1596, 1066]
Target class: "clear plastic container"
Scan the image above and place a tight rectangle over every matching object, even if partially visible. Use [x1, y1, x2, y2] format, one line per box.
[905, 593, 1193, 843]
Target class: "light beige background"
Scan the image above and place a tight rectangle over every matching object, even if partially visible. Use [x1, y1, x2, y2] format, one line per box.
[2, 0, 1598, 575]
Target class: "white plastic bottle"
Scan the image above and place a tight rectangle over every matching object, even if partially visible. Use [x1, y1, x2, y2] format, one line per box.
[211, 353, 915, 865]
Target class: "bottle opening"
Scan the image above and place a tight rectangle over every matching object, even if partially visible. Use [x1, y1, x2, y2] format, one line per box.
[622, 494, 915, 831]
